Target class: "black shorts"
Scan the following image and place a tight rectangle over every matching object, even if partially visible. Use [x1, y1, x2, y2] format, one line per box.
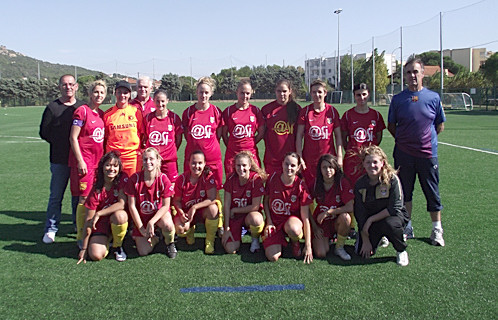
[393, 146, 443, 212]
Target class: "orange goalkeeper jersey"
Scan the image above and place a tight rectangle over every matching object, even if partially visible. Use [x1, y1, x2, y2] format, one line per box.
[103, 104, 143, 158]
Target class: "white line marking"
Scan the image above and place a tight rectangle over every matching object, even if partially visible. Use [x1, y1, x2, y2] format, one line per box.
[439, 142, 498, 155]
[0, 135, 41, 140]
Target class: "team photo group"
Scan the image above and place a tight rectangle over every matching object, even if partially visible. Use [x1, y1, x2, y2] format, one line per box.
[39, 57, 446, 267]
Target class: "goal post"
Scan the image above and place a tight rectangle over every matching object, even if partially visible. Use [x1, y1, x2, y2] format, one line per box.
[329, 91, 343, 104]
[441, 93, 473, 111]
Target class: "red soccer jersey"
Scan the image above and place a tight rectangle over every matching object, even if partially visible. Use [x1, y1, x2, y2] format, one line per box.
[297, 103, 341, 171]
[309, 177, 354, 217]
[265, 172, 313, 225]
[174, 172, 217, 211]
[340, 107, 386, 152]
[224, 171, 265, 210]
[130, 96, 155, 116]
[222, 104, 264, 158]
[125, 172, 174, 219]
[144, 110, 183, 162]
[182, 104, 223, 163]
[261, 101, 301, 171]
[68, 105, 105, 169]
[85, 174, 129, 211]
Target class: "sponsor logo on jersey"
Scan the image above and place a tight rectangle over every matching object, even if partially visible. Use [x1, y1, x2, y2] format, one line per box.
[353, 127, 374, 143]
[233, 198, 247, 207]
[168, 125, 173, 131]
[412, 96, 419, 102]
[191, 124, 212, 139]
[92, 127, 105, 143]
[250, 115, 255, 122]
[149, 131, 169, 146]
[79, 182, 87, 191]
[246, 190, 251, 197]
[273, 121, 293, 135]
[309, 126, 330, 141]
[326, 118, 332, 124]
[140, 200, 157, 215]
[200, 190, 206, 197]
[271, 199, 291, 215]
[291, 195, 297, 203]
[210, 116, 215, 123]
[233, 124, 253, 139]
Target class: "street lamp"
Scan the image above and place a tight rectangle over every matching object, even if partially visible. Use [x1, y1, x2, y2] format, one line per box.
[334, 8, 342, 91]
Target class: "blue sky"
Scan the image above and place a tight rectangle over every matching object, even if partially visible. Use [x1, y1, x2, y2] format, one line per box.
[1, 0, 496, 79]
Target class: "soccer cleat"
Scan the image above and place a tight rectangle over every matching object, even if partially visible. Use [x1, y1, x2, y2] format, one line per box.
[114, 247, 127, 262]
[380, 236, 390, 248]
[205, 239, 215, 254]
[396, 250, 409, 266]
[166, 242, 177, 259]
[430, 228, 445, 247]
[404, 221, 414, 239]
[334, 247, 351, 261]
[291, 241, 302, 258]
[42, 231, 56, 244]
[249, 237, 260, 253]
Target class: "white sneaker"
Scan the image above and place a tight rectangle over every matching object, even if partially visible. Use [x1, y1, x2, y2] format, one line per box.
[430, 228, 445, 247]
[380, 236, 390, 248]
[250, 237, 260, 253]
[114, 247, 127, 262]
[396, 250, 409, 266]
[42, 232, 55, 244]
[334, 247, 351, 261]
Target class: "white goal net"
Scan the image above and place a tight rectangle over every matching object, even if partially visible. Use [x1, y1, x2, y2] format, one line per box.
[442, 93, 473, 111]
[330, 91, 343, 104]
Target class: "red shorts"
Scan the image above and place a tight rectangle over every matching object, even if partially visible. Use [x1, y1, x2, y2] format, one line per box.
[132, 213, 155, 237]
[207, 160, 223, 189]
[70, 166, 96, 197]
[161, 160, 179, 183]
[262, 217, 293, 249]
[312, 212, 337, 239]
[91, 215, 111, 236]
[226, 213, 249, 243]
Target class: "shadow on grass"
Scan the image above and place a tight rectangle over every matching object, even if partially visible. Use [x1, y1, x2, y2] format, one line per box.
[445, 109, 498, 116]
[322, 245, 395, 266]
[413, 237, 432, 245]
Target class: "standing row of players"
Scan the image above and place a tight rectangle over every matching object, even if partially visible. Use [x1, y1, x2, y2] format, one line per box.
[41, 73, 409, 266]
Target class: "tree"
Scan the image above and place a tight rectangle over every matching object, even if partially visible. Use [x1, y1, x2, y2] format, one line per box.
[417, 51, 466, 75]
[480, 52, 498, 86]
[352, 49, 390, 94]
[340, 54, 365, 90]
[219, 74, 237, 95]
[179, 76, 196, 100]
[160, 73, 182, 100]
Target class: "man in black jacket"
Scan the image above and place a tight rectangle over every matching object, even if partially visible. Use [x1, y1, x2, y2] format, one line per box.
[39, 75, 84, 244]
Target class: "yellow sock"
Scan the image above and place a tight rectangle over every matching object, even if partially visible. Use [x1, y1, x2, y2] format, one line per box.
[171, 206, 177, 217]
[76, 204, 86, 241]
[111, 222, 128, 248]
[205, 218, 218, 243]
[215, 199, 223, 228]
[250, 222, 264, 238]
[309, 200, 317, 214]
[336, 234, 347, 249]
[349, 212, 356, 229]
[162, 229, 175, 245]
[289, 231, 303, 242]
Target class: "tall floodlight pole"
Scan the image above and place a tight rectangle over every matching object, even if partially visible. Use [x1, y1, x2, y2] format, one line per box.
[440, 12, 444, 98]
[372, 37, 375, 106]
[351, 44, 354, 103]
[400, 27, 403, 90]
[391, 47, 401, 96]
[334, 9, 342, 91]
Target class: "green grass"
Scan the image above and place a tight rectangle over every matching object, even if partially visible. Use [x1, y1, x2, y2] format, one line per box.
[0, 103, 497, 319]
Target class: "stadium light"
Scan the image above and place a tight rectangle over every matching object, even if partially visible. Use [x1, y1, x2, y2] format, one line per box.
[334, 9, 342, 91]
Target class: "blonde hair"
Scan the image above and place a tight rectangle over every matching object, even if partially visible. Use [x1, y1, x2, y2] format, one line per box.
[358, 145, 397, 185]
[142, 147, 162, 175]
[87, 80, 107, 97]
[196, 76, 216, 92]
[234, 151, 268, 181]
[237, 79, 252, 92]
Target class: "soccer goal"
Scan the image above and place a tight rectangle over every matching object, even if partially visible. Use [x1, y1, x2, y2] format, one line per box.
[330, 91, 343, 104]
[442, 93, 473, 111]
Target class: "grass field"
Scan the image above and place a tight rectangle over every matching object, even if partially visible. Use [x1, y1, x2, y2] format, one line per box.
[0, 101, 497, 319]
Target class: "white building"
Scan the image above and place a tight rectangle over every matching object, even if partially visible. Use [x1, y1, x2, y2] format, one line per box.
[305, 53, 396, 89]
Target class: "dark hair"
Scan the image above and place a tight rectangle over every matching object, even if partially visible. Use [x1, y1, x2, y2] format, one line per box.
[94, 151, 123, 193]
[353, 83, 369, 92]
[275, 79, 300, 125]
[314, 154, 344, 201]
[153, 89, 168, 99]
[189, 150, 212, 176]
[404, 57, 425, 70]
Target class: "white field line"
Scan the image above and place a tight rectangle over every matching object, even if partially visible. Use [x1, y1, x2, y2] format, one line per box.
[439, 142, 498, 156]
[0, 135, 41, 140]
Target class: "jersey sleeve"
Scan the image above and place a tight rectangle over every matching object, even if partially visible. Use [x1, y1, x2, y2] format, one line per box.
[299, 180, 313, 206]
[160, 174, 175, 198]
[340, 178, 355, 204]
[255, 107, 264, 129]
[72, 106, 87, 127]
[174, 112, 184, 135]
[340, 111, 349, 132]
[376, 111, 386, 132]
[174, 174, 185, 198]
[297, 107, 306, 125]
[124, 173, 139, 196]
[332, 106, 341, 129]
[252, 175, 265, 198]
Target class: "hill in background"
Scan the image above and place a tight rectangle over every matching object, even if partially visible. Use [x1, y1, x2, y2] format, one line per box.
[0, 45, 102, 80]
